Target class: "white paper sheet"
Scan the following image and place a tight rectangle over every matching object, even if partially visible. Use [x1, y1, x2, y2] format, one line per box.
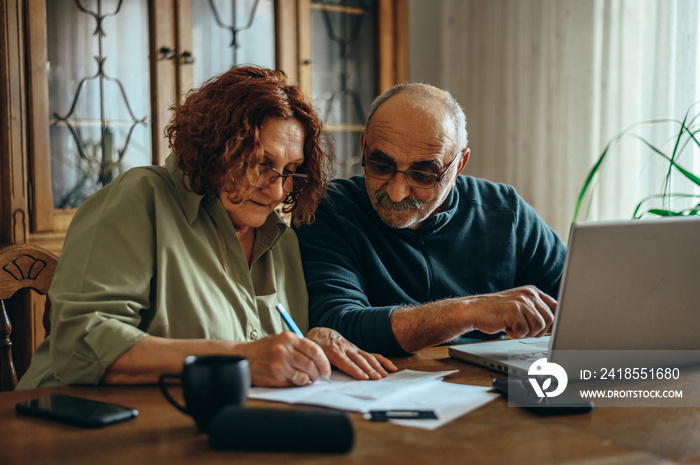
[381, 380, 497, 430]
[326, 369, 458, 400]
[248, 369, 498, 429]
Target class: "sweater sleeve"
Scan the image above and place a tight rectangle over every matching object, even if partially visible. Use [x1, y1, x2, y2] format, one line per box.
[511, 189, 567, 298]
[294, 195, 409, 356]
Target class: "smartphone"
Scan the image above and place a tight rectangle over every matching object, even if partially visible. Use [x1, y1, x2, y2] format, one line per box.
[16, 395, 138, 427]
[492, 378, 593, 415]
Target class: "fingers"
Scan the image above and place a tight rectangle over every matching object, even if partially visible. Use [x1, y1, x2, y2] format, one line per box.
[307, 327, 395, 380]
[471, 286, 557, 339]
[286, 367, 311, 387]
[530, 288, 556, 337]
[240, 333, 331, 387]
[540, 291, 558, 313]
[337, 350, 397, 380]
[367, 352, 399, 374]
[290, 370, 301, 383]
[354, 351, 398, 377]
[333, 349, 384, 380]
[517, 306, 547, 338]
[505, 286, 556, 338]
[293, 337, 332, 379]
[274, 336, 332, 385]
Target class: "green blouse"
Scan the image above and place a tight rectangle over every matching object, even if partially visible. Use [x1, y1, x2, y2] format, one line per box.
[18, 155, 308, 389]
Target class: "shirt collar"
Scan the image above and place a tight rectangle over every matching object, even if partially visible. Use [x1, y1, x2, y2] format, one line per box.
[166, 154, 205, 225]
[257, 210, 290, 251]
[417, 185, 458, 231]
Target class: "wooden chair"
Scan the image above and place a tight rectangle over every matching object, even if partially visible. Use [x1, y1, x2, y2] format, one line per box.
[0, 243, 58, 391]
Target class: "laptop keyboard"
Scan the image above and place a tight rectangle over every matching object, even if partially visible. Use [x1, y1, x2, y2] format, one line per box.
[510, 351, 548, 362]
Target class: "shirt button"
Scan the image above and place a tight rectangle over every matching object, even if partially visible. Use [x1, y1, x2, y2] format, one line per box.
[250, 329, 259, 340]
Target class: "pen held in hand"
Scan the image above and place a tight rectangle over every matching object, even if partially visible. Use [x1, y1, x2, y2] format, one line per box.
[275, 303, 332, 384]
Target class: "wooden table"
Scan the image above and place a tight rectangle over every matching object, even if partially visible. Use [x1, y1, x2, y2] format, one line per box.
[2, 346, 700, 465]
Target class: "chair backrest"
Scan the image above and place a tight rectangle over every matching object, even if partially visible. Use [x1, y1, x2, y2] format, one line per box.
[0, 243, 58, 391]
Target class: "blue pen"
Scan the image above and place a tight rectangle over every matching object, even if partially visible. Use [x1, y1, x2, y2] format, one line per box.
[275, 303, 332, 383]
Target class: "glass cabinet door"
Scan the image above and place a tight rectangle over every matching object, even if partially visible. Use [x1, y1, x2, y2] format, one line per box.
[42, 0, 278, 213]
[309, 0, 378, 179]
[190, 0, 276, 89]
[46, 0, 151, 209]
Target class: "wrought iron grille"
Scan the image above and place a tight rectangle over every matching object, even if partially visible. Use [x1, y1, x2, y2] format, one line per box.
[192, 0, 276, 88]
[311, 0, 377, 179]
[208, 0, 260, 49]
[48, 0, 150, 209]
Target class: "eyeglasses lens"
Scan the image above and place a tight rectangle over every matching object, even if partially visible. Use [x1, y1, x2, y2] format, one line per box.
[249, 165, 310, 193]
[364, 160, 437, 188]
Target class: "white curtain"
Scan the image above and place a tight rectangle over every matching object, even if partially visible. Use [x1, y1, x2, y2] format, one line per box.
[408, 0, 700, 240]
[191, 0, 276, 88]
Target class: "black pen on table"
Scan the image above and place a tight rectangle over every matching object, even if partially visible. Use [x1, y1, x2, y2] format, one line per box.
[275, 303, 332, 383]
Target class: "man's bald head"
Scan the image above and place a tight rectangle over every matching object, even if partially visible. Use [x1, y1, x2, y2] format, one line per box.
[365, 83, 468, 154]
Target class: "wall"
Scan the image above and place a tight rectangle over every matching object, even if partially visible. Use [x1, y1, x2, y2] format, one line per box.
[408, 0, 603, 240]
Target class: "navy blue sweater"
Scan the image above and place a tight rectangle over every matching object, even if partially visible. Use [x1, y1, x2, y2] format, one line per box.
[293, 175, 566, 355]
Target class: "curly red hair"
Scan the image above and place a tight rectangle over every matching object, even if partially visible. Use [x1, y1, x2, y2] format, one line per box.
[165, 65, 333, 225]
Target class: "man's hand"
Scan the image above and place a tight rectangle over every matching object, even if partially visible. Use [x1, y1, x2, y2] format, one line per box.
[391, 285, 557, 353]
[306, 327, 398, 380]
[235, 332, 332, 387]
[466, 285, 556, 338]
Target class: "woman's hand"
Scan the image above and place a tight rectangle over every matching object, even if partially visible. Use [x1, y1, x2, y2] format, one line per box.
[101, 334, 331, 388]
[306, 327, 398, 380]
[234, 332, 332, 387]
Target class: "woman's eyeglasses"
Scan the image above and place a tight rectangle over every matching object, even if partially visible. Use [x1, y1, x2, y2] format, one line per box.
[248, 165, 311, 193]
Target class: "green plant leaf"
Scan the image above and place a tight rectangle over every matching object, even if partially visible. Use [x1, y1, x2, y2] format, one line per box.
[632, 193, 700, 218]
[574, 100, 700, 222]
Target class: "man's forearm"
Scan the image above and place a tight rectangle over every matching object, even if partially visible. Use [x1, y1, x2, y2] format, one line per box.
[390, 299, 473, 353]
[389, 286, 557, 353]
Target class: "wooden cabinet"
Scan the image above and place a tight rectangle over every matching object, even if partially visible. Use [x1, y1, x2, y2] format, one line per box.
[1, 0, 406, 253]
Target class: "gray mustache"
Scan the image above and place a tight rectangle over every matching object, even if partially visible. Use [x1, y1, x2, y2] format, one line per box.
[372, 190, 422, 211]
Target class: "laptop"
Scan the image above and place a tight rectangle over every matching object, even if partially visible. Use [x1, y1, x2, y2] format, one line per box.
[448, 217, 700, 378]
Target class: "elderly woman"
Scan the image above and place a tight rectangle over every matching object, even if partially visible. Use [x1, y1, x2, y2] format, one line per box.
[18, 66, 396, 389]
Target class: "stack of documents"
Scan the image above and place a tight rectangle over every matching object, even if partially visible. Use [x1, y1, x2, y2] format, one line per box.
[248, 369, 497, 430]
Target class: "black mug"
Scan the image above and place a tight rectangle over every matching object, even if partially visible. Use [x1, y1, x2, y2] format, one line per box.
[158, 355, 250, 431]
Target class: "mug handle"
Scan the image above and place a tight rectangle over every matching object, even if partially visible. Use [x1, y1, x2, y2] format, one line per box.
[158, 373, 189, 415]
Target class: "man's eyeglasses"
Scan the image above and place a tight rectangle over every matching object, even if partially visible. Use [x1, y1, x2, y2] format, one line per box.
[361, 153, 460, 189]
[248, 164, 311, 193]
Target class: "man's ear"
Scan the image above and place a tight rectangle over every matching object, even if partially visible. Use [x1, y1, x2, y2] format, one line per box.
[360, 129, 366, 152]
[457, 148, 470, 175]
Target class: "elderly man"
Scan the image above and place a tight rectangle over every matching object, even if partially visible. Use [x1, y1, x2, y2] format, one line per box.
[293, 83, 566, 356]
